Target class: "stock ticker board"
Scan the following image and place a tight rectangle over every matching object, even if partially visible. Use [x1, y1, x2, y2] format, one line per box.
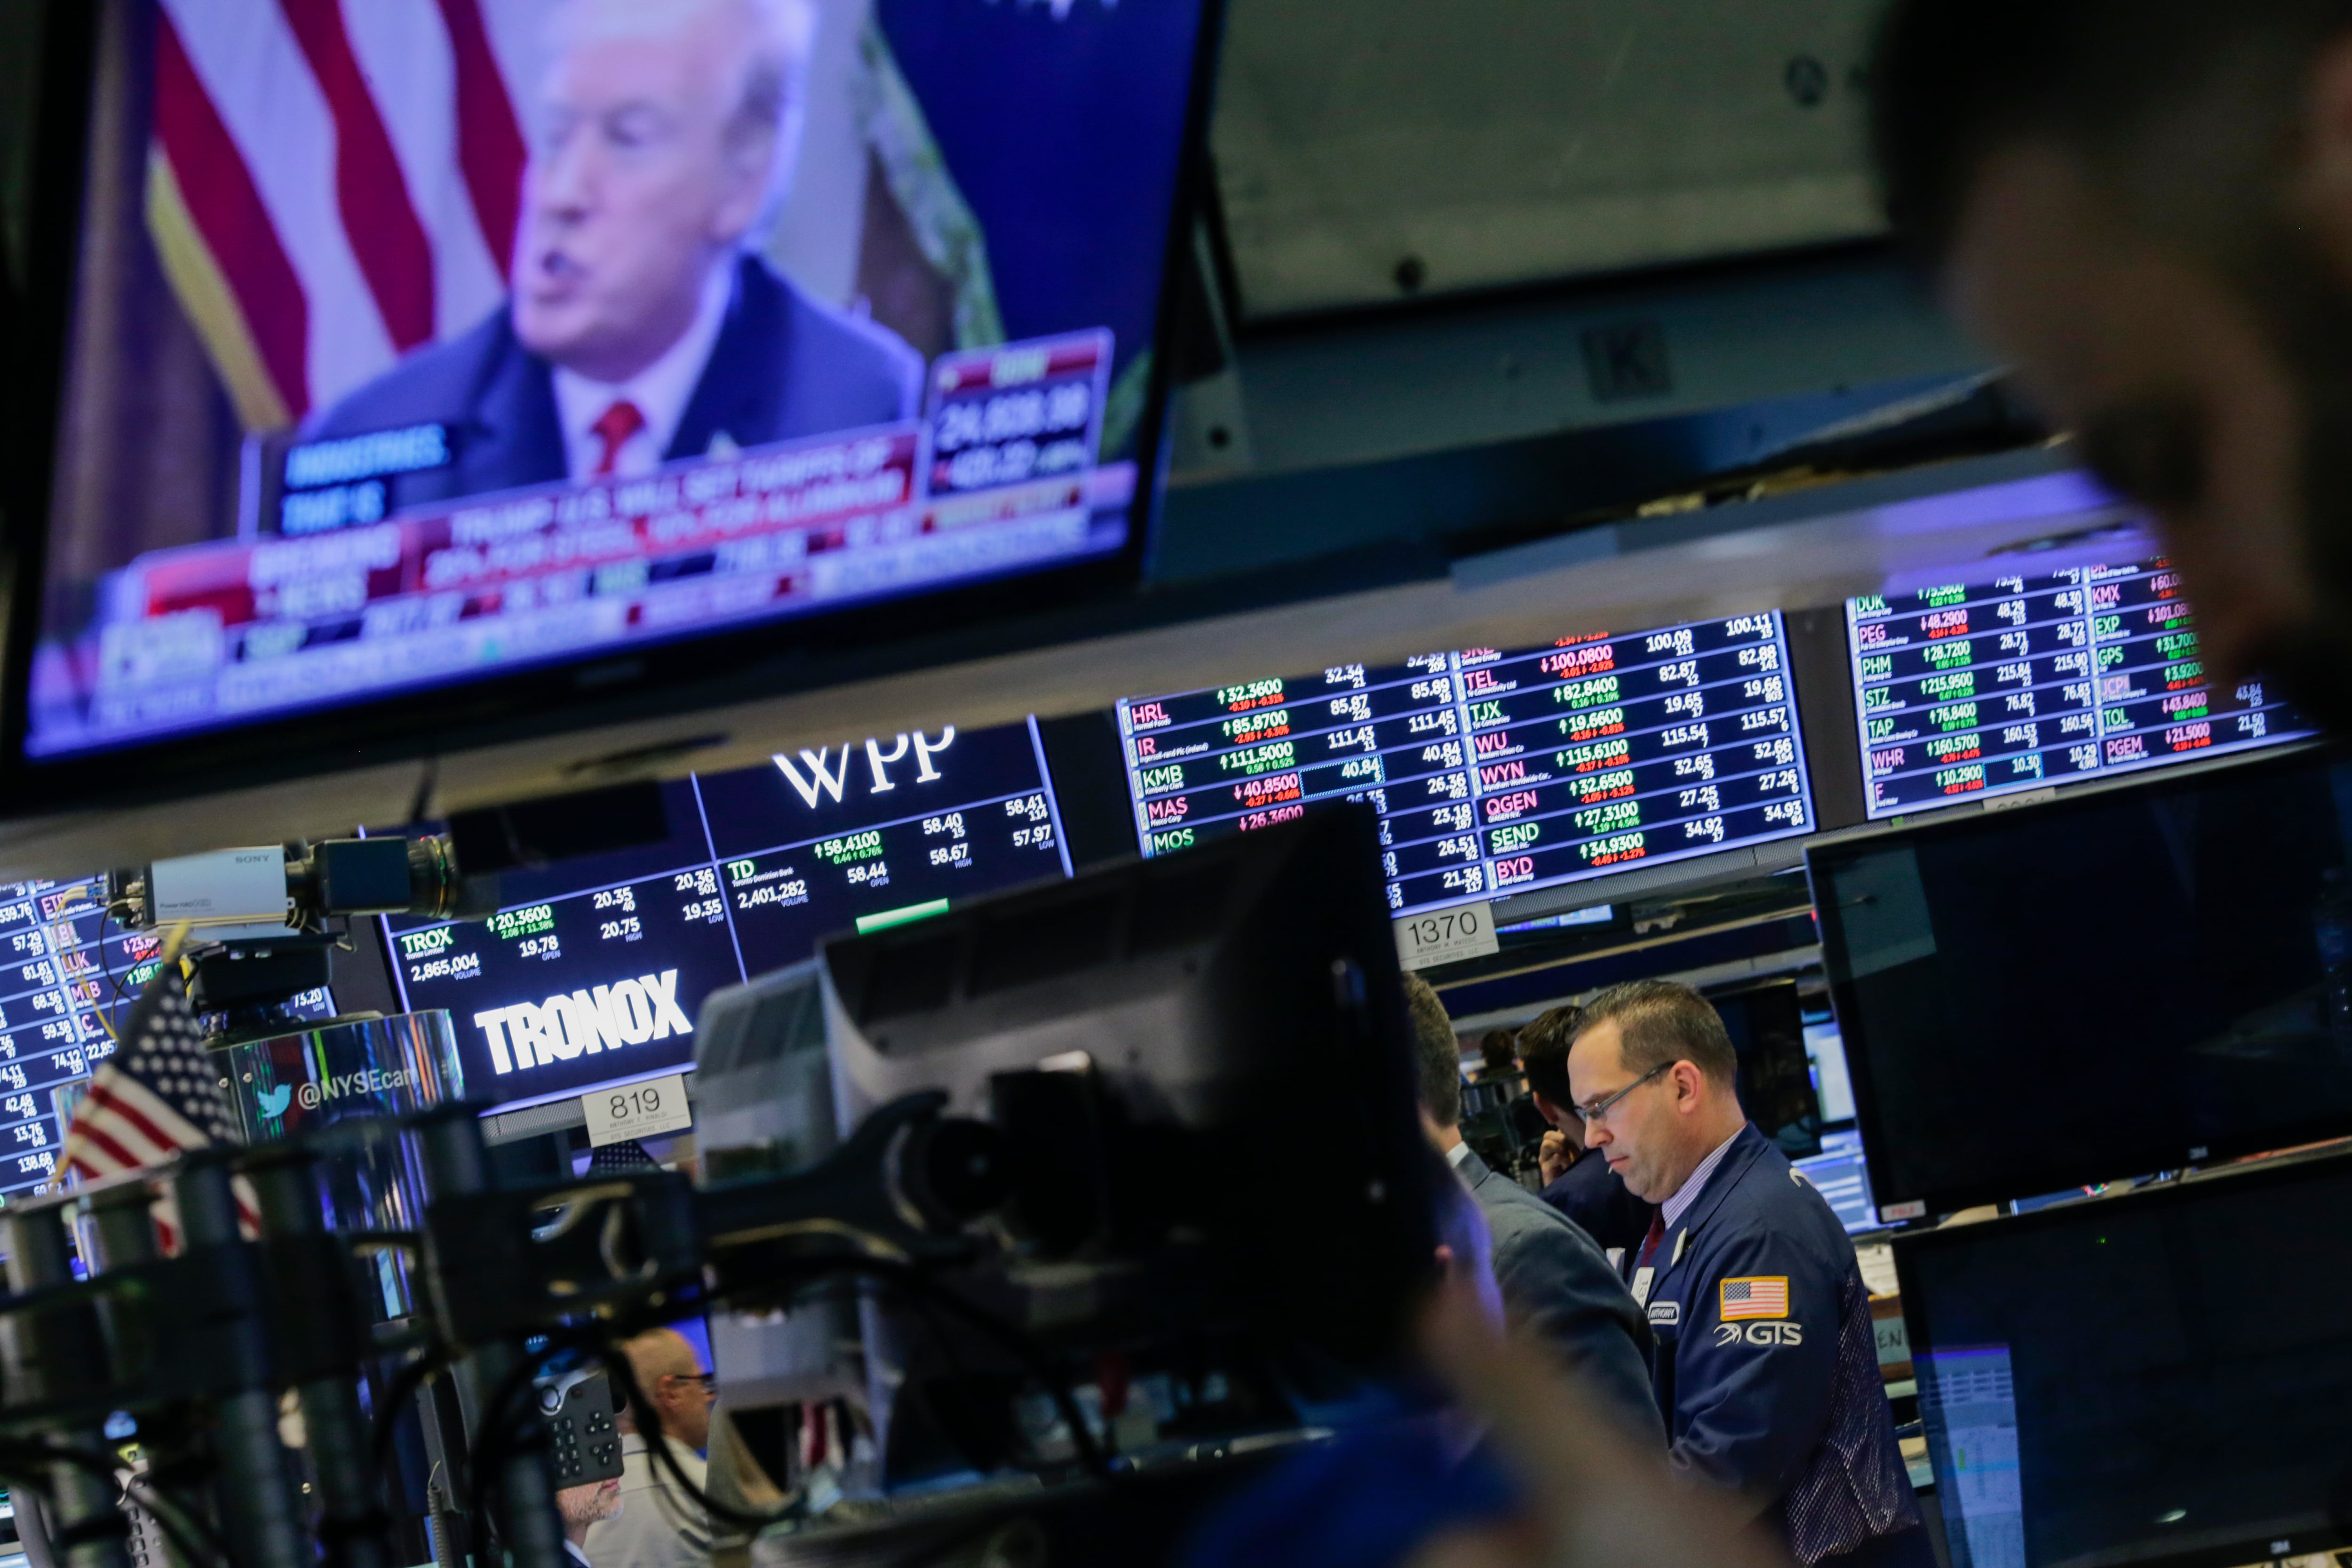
[384, 719, 1072, 1114]
[0, 879, 333, 1203]
[1116, 614, 1816, 920]
[1847, 559, 2316, 818]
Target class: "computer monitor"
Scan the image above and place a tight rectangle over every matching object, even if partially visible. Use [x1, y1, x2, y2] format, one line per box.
[821, 802, 1439, 1483]
[1897, 1150, 2352, 1568]
[1113, 613, 1817, 920]
[1844, 557, 2315, 818]
[8, 0, 1220, 809]
[1802, 1013, 1858, 1124]
[383, 715, 1070, 1115]
[1708, 978, 1821, 1159]
[1812, 744, 2352, 1222]
[1791, 1130, 1884, 1235]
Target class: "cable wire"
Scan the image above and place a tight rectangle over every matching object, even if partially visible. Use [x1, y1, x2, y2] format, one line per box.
[0, 1439, 230, 1568]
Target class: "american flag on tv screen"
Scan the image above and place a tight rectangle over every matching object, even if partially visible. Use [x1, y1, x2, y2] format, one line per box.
[147, 0, 539, 430]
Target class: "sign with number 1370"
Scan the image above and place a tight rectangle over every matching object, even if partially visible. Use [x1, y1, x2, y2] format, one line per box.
[582, 1072, 693, 1146]
[1395, 901, 1498, 971]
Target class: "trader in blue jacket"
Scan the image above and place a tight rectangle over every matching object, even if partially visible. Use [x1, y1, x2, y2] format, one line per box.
[1566, 979, 1928, 1568]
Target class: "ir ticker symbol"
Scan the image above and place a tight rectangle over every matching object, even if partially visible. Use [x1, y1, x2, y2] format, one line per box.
[256, 1084, 292, 1119]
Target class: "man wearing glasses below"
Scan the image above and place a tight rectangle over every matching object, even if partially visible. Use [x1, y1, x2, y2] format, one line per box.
[587, 1329, 717, 1568]
[1566, 980, 1925, 1568]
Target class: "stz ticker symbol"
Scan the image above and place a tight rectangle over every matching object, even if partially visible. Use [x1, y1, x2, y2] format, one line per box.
[773, 728, 956, 808]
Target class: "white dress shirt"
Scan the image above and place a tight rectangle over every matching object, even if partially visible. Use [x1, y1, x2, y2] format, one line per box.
[1446, 1137, 1474, 1171]
[582, 1433, 709, 1568]
[551, 258, 735, 482]
[1660, 1127, 1745, 1233]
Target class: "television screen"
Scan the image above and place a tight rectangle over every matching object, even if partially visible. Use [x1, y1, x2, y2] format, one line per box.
[1812, 746, 2352, 1221]
[1846, 557, 2314, 819]
[16, 0, 1215, 783]
[1899, 1153, 2352, 1568]
[383, 715, 1068, 1114]
[1114, 613, 1816, 920]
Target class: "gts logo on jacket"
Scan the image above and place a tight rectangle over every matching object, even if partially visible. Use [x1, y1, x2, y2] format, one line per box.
[472, 970, 691, 1075]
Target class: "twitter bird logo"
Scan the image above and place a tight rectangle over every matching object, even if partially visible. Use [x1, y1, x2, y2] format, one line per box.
[256, 1083, 292, 1120]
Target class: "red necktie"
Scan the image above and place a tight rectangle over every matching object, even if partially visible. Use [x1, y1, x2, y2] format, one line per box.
[1635, 1212, 1666, 1275]
[590, 398, 646, 477]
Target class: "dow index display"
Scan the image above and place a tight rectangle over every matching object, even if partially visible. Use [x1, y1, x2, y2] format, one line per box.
[1117, 613, 1817, 919]
[1848, 559, 2316, 817]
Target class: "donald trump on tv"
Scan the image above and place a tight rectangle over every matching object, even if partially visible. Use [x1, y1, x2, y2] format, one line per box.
[306, 0, 922, 506]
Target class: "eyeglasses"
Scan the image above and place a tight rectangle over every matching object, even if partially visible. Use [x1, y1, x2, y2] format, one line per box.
[1571, 1063, 1671, 1126]
[663, 1372, 716, 1393]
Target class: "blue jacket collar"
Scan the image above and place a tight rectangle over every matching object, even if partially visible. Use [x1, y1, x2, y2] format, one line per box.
[1669, 1123, 1773, 1242]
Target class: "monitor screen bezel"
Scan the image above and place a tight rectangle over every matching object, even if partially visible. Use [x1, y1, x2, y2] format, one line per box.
[0, 0, 1229, 819]
[1812, 741, 2352, 1222]
[1890, 1145, 2352, 1568]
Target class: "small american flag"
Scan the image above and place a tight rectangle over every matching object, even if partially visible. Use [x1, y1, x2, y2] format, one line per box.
[59, 933, 250, 1236]
[1720, 1276, 1791, 1321]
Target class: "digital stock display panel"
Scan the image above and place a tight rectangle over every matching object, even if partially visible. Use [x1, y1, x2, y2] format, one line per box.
[0, 877, 126, 1202]
[0, 879, 329, 1205]
[1116, 614, 1816, 918]
[1848, 559, 2316, 817]
[384, 720, 1071, 1115]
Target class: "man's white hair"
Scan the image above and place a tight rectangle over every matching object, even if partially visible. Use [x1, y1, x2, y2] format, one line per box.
[549, 0, 819, 237]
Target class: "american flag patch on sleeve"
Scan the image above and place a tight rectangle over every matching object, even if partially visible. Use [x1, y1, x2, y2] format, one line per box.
[1719, 1276, 1790, 1320]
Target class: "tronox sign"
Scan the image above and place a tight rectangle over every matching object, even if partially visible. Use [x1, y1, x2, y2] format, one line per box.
[473, 970, 692, 1076]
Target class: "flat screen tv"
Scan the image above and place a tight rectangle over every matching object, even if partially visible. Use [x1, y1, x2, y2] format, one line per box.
[2, 0, 1221, 811]
[1898, 1150, 2352, 1568]
[1812, 744, 2352, 1221]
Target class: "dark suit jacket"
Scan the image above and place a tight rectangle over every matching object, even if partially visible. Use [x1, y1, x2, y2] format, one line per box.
[1634, 1126, 1919, 1561]
[1454, 1146, 1662, 1445]
[303, 254, 924, 510]
[1541, 1146, 1658, 1256]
